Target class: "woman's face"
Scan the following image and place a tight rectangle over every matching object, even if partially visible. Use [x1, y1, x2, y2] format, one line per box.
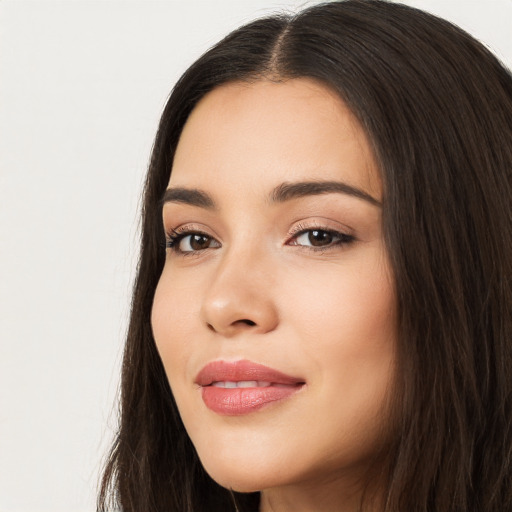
[152, 78, 396, 502]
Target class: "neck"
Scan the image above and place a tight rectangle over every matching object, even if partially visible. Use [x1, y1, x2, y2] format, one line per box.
[258, 471, 384, 512]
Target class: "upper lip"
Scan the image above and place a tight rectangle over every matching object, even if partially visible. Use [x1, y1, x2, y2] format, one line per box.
[195, 359, 304, 386]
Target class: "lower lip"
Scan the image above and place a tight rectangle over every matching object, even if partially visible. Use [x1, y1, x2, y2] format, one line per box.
[201, 384, 303, 415]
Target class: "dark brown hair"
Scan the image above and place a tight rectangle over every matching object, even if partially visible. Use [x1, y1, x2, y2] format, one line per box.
[98, 1, 512, 510]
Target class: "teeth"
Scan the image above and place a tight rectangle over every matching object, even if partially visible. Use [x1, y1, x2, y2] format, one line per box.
[212, 381, 237, 388]
[237, 380, 258, 388]
[211, 381, 272, 388]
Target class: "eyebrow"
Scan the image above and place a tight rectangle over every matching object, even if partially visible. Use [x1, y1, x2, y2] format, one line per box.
[161, 180, 381, 209]
[270, 181, 381, 207]
[161, 187, 216, 209]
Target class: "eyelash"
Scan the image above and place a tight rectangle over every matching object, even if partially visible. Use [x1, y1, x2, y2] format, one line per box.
[287, 224, 355, 252]
[165, 227, 218, 256]
[165, 224, 355, 255]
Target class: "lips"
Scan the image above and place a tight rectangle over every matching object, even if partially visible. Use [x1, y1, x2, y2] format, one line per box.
[196, 360, 305, 415]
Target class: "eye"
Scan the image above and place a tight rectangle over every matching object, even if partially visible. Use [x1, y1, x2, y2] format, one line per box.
[290, 228, 354, 249]
[166, 230, 221, 254]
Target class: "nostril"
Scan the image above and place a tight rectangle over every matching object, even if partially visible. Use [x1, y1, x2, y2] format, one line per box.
[206, 319, 256, 333]
[239, 319, 256, 327]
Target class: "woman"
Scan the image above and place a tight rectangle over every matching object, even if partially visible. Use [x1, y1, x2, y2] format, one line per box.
[98, 1, 512, 511]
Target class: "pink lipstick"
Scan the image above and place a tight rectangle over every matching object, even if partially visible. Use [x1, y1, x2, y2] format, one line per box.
[196, 360, 304, 415]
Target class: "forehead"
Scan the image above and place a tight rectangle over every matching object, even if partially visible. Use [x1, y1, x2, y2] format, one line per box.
[170, 78, 381, 200]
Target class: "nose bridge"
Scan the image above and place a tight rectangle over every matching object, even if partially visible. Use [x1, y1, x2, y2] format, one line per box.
[201, 237, 278, 336]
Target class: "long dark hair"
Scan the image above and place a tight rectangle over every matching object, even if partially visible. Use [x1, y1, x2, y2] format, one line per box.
[98, 1, 512, 510]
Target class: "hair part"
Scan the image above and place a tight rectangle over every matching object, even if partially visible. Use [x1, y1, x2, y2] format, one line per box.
[98, 2, 512, 511]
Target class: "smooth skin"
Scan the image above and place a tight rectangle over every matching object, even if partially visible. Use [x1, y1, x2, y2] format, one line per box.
[151, 78, 397, 512]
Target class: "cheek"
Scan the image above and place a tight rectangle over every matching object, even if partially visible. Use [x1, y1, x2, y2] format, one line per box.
[284, 253, 396, 347]
[282, 253, 396, 423]
[151, 271, 197, 384]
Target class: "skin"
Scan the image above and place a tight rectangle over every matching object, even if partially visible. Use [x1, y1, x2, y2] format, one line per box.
[151, 78, 397, 512]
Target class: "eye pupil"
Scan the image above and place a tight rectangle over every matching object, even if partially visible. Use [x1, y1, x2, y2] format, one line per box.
[190, 234, 211, 250]
[309, 230, 333, 246]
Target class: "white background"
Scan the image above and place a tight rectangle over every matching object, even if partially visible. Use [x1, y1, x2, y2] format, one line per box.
[1, 1, 511, 510]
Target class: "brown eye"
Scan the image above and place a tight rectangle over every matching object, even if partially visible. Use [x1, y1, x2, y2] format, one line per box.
[291, 229, 355, 250]
[307, 230, 333, 246]
[186, 234, 212, 251]
[167, 232, 220, 254]
[295, 229, 334, 247]
[177, 233, 220, 252]
[166, 230, 221, 254]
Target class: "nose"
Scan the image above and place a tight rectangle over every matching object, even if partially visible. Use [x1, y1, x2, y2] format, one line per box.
[200, 247, 279, 337]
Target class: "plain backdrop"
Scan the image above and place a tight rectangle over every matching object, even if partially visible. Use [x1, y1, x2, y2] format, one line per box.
[0, 1, 511, 510]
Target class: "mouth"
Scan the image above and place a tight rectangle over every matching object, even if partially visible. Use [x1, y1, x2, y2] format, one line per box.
[195, 360, 305, 416]
[211, 380, 273, 388]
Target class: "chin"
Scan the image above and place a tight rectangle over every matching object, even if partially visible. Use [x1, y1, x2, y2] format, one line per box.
[198, 452, 288, 493]
[204, 467, 266, 493]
